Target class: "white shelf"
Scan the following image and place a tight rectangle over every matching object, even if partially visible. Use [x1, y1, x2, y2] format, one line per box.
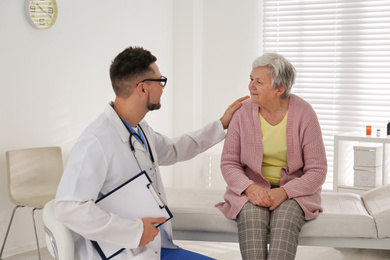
[333, 132, 390, 194]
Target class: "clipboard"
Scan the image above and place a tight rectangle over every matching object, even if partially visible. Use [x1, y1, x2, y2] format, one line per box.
[91, 171, 173, 260]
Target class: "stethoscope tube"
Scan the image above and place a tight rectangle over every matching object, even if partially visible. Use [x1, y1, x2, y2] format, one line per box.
[121, 119, 156, 172]
[133, 125, 155, 163]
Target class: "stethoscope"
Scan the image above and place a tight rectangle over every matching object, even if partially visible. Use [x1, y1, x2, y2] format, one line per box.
[121, 119, 158, 180]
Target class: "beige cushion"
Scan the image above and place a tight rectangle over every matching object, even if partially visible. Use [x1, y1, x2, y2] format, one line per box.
[362, 184, 390, 238]
[166, 188, 377, 239]
[300, 192, 377, 238]
[166, 188, 237, 233]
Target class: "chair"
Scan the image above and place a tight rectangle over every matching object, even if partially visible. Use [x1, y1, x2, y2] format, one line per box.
[42, 200, 74, 260]
[0, 146, 63, 260]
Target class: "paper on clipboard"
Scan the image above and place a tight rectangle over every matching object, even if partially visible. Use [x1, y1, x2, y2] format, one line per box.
[91, 171, 173, 260]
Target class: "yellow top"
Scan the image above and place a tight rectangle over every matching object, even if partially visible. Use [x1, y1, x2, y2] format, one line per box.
[259, 111, 288, 186]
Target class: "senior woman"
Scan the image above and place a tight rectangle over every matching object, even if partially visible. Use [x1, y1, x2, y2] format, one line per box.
[216, 53, 327, 260]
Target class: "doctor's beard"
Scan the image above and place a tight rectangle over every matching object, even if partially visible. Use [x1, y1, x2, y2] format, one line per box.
[146, 96, 161, 111]
[147, 102, 161, 111]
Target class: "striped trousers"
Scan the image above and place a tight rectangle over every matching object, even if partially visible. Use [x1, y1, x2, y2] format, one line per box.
[236, 199, 306, 260]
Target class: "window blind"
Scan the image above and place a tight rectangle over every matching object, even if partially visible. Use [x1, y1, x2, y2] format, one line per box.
[262, 0, 390, 190]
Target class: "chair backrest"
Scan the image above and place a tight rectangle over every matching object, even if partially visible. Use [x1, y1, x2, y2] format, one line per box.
[43, 200, 75, 260]
[6, 146, 63, 208]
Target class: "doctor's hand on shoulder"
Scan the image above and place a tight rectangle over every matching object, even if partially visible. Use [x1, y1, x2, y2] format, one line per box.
[220, 96, 249, 129]
[139, 217, 166, 247]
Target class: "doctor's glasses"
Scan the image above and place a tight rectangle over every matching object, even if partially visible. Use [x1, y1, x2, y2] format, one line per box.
[138, 76, 167, 88]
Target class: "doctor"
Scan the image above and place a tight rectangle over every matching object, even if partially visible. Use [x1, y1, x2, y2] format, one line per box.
[54, 46, 248, 260]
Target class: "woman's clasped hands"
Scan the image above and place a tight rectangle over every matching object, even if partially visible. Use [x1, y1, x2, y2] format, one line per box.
[244, 184, 288, 211]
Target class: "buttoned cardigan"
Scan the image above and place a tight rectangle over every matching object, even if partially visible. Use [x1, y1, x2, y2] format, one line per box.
[216, 94, 327, 220]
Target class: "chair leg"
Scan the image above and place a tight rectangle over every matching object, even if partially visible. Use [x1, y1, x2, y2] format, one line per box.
[44, 226, 59, 260]
[0, 205, 23, 259]
[32, 208, 42, 260]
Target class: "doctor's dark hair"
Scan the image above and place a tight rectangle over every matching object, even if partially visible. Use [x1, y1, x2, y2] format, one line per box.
[252, 53, 296, 99]
[110, 46, 157, 98]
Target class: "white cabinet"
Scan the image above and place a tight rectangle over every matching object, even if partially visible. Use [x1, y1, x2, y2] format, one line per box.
[333, 133, 390, 195]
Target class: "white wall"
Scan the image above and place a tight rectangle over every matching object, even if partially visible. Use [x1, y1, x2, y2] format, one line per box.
[171, 0, 262, 188]
[0, 0, 262, 256]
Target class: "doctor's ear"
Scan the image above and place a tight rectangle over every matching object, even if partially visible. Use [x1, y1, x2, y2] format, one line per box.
[135, 82, 147, 95]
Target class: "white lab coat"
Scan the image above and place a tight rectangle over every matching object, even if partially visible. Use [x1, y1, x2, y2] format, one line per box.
[55, 103, 225, 260]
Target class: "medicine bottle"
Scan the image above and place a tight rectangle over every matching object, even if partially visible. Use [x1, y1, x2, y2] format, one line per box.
[387, 121, 390, 136]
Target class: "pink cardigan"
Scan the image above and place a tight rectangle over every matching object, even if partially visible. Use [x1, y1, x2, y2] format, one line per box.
[216, 94, 327, 220]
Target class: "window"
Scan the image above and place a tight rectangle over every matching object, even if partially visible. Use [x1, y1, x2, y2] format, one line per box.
[262, 0, 390, 190]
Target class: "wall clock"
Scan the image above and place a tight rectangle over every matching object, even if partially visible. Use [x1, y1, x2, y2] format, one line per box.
[25, 0, 58, 29]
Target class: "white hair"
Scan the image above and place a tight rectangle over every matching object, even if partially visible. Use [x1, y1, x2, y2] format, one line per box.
[252, 53, 296, 98]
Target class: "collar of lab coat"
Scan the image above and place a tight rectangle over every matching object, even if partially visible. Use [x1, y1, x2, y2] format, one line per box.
[105, 102, 130, 143]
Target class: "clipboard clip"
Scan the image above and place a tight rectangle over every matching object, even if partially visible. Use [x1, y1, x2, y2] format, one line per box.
[147, 183, 167, 209]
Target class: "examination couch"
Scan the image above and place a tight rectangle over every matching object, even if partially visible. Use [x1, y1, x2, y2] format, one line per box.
[43, 184, 390, 260]
[166, 183, 390, 250]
